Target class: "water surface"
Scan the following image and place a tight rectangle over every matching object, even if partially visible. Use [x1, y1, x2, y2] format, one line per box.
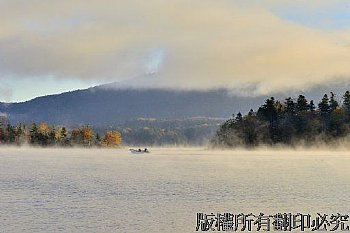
[1, 147, 350, 232]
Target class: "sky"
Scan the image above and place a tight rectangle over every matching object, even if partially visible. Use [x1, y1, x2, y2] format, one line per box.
[1, 1, 350, 102]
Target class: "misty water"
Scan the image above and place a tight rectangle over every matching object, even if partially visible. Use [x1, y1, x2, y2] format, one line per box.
[1, 147, 350, 232]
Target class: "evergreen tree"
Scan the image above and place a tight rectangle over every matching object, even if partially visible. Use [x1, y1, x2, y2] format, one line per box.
[30, 123, 38, 144]
[329, 92, 339, 111]
[257, 97, 280, 143]
[318, 94, 330, 114]
[309, 100, 315, 112]
[296, 95, 308, 112]
[248, 109, 254, 117]
[343, 91, 350, 114]
[257, 97, 278, 124]
[285, 97, 296, 115]
[235, 112, 243, 121]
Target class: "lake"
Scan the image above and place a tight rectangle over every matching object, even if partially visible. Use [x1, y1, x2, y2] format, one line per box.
[1, 147, 350, 232]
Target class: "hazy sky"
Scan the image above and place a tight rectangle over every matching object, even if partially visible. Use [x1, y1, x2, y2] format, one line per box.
[1, 0, 350, 102]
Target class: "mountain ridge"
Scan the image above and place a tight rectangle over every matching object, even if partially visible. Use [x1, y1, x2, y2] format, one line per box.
[0, 84, 263, 126]
[3, 81, 350, 126]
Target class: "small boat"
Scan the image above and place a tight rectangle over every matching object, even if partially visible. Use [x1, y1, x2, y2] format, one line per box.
[129, 148, 150, 154]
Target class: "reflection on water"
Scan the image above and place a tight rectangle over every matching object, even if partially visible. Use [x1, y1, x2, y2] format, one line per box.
[1, 147, 350, 232]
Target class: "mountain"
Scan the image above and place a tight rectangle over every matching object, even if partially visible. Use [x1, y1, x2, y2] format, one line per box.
[2, 81, 350, 126]
[0, 84, 263, 126]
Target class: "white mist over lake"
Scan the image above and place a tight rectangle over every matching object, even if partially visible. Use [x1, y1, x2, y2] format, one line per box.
[1, 147, 350, 232]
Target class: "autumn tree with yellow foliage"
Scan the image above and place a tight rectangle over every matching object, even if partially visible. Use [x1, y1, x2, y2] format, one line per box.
[37, 122, 52, 145]
[81, 126, 93, 146]
[103, 131, 122, 147]
[38, 123, 50, 136]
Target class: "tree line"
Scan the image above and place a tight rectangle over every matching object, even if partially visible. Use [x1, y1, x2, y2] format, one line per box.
[0, 122, 121, 147]
[115, 118, 221, 146]
[212, 91, 350, 148]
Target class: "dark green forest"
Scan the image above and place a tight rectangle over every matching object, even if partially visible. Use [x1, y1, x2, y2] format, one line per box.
[212, 91, 350, 148]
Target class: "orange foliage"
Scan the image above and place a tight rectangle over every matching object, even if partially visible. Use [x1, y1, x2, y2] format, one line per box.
[82, 127, 93, 141]
[103, 131, 121, 147]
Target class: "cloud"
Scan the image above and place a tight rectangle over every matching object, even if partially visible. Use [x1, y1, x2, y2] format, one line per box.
[1, 0, 350, 95]
[0, 85, 13, 102]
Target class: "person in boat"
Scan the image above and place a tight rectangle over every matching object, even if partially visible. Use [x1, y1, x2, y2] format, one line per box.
[144, 148, 148, 152]
[138, 148, 142, 152]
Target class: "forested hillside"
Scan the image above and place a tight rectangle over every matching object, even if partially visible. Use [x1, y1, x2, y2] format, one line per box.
[0, 86, 261, 126]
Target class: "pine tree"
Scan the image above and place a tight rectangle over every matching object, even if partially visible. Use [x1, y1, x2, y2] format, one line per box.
[296, 95, 308, 112]
[343, 91, 350, 114]
[329, 92, 339, 112]
[258, 97, 278, 123]
[309, 100, 315, 112]
[318, 94, 330, 114]
[285, 97, 296, 115]
[248, 109, 254, 117]
[235, 112, 243, 121]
